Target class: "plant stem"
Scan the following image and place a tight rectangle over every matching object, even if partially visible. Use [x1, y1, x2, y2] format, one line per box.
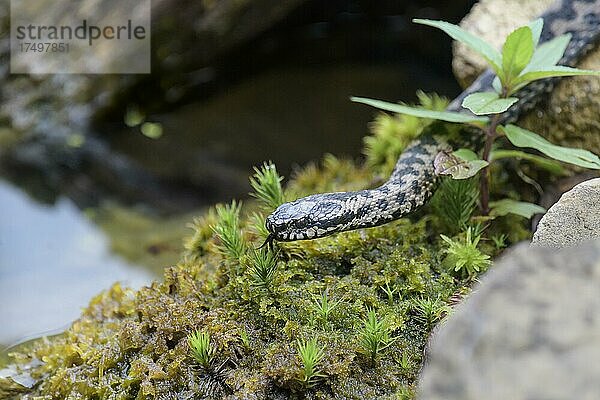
[480, 114, 501, 215]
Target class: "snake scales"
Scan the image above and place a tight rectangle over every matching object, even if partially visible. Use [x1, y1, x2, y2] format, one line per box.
[265, 0, 600, 243]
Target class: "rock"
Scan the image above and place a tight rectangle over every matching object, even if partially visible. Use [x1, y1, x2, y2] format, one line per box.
[0, 0, 308, 123]
[532, 178, 600, 247]
[453, 0, 600, 155]
[0, 0, 307, 210]
[418, 240, 600, 400]
[0, 0, 309, 133]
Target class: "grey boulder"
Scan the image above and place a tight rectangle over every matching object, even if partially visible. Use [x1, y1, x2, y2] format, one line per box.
[532, 178, 600, 248]
[418, 241, 600, 400]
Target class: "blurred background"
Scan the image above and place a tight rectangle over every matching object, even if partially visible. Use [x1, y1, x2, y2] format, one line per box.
[0, 0, 475, 349]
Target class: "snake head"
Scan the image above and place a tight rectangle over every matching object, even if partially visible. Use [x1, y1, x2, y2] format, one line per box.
[265, 200, 314, 241]
[265, 194, 347, 241]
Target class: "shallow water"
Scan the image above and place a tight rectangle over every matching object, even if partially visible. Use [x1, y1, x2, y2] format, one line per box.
[0, 181, 158, 347]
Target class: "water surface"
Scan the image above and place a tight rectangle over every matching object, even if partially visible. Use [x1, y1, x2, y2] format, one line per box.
[0, 181, 157, 347]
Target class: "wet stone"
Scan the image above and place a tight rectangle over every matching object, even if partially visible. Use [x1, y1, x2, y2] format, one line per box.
[419, 240, 600, 400]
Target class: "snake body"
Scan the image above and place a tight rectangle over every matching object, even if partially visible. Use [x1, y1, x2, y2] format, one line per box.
[266, 0, 600, 242]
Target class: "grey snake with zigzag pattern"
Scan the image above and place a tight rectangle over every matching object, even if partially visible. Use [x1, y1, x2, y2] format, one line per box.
[265, 0, 600, 243]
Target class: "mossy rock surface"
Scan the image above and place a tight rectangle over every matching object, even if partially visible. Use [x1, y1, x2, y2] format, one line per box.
[0, 161, 508, 399]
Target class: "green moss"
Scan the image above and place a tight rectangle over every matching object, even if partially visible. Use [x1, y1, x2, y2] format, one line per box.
[1, 94, 530, 399]
[1, 200, 475, 398]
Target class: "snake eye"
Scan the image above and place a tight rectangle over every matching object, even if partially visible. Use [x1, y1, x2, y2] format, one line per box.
[293, 217, 308, 229]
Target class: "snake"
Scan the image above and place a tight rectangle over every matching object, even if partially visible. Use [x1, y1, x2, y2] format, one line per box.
[265, 0, 600, 243]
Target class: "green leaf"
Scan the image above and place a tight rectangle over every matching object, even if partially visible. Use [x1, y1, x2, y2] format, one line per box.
[413, 19, 502, 75]
[492, 77, 502, 94]
[434, 150, 488, 179]
[489, 199, 546, 218]
[528, 18, 543, 48]
[513, 65, 600, 88]
[490, 149, 566, 175]
[462, 92, 518, 115]
[524, 34, 571, 73]
[502, 26, 534, 82]
[501, 124, 600, 169]
[351, 96, 489, 125]
[140, 122, 163, 139]
[453, 148, 479, 161]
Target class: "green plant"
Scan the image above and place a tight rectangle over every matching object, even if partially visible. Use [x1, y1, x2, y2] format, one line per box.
[396, 386, 415, 400]
[184, 211, 218, 260]
[359, 308, 395, 361]
[248, 211, 270, 241]
[430, 176, 479, 233]
[380, 279, 399, 304]
[412, 296, 452, 330]
[296, 338, 327, 388]
[441, 227, 491, 278]
[311, 290, 341, 327]
[398, 352, 412, 371]
[188, 330, 216, 370]
[239, 329, 250, 350]
[353, 18, 600, 218]
[364, 91, 449, 174]
[211, 201, 246, 259]
[250, 162, 285, 211]
[490, 233, 508, 249]
[247, 248, 278, 291]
